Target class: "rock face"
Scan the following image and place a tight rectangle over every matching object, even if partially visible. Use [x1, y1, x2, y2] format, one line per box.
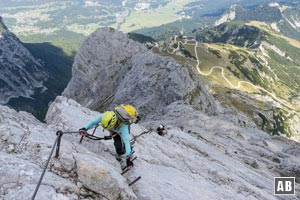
[214, 4, 236, 26]
[63, 27, 219, 118]
[0, 17, 48, 104]
[1, 96, 300, 199]
[1, 97, 138, 200]
[63, 27, 147, 108]
[112, 50, 218, 117]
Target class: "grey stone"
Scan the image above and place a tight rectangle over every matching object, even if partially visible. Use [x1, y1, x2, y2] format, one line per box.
[63, 27, 219, 120]
[74, 154, 137, 200]
[63, 27, 146, 109]
[0, 19, 48, 104]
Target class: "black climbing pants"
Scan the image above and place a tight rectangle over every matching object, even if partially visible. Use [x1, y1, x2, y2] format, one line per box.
[112, 133, 125, 155]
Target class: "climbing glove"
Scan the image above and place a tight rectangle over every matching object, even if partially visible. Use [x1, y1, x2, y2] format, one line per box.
[79, 128, 87, 136]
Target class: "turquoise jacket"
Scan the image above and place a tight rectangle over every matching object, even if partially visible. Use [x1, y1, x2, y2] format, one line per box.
[84, 114, 132, 156]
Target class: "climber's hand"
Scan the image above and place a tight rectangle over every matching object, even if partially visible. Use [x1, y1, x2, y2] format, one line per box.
[79, 128, 87, 136]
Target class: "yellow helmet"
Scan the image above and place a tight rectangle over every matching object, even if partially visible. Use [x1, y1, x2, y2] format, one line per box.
[101, 111, 118, 130]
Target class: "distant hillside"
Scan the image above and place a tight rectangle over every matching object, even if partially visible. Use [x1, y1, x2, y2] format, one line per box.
[0, 0, 279, 45]
[0, 17, 48, 105]
[7, 42, 73, 120]
[278, 7, 300, 40]
[134, 17, 216, 41]
[234, 4, 282, 22]
[0, 17, 73, 120]
[196, 22, 265, 49]
[157, 21, 300, 139]
[128, 32, 156, 43]
[214, 2, 300, 40]
[196, 22, 300, 98]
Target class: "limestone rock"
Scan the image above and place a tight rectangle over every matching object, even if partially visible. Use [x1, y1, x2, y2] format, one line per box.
[75, 154, 137, 200]
[63, 27, 219, 119]
[63, 27, 146, 109]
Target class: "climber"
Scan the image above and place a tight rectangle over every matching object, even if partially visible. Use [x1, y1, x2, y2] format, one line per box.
[79, 105, 140, 170]
[157, 124, 167, 136]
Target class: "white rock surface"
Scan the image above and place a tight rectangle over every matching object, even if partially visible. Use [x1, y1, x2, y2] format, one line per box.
[214, 5, 236, 26]
[0, 97, 137, 200]
[63, 27, 147, 109]
[1, 96, 300, 199]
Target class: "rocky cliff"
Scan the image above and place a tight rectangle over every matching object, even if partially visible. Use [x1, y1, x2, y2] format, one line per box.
[63, 27, 147, 109]
[2, 25, 298, 200]
[0, 17, 48, 104]
[63, 27, 219, 118]
[1, 96, 300, 199]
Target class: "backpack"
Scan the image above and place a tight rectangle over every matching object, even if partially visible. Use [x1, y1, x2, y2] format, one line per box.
[114, 104, 140, 125]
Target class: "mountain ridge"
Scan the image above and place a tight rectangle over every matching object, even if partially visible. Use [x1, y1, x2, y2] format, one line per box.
[0, 17, 48, 104]
[214, 2, 300, 40]
[63, 27, 219, 119]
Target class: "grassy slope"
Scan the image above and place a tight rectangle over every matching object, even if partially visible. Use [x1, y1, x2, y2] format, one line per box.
[118, 0, 197, 32]
[248, 22, 300, 98]
[246, 21, 300, 48]
[156, 22, 300, 137]
[19, 30, 85, 56]
[193, 21, 300, 100]
[182, 42, 267, 93]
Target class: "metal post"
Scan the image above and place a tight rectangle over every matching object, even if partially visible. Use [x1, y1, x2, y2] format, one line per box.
[92, 125, 98, 136]
[55, 131, 63, 158]
[80, 125, 98, 143]
[32, 132, 61, 200]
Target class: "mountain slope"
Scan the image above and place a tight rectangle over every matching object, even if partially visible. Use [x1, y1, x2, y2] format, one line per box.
[0, 17, 74, 121]
[1, 96, 300, 199]
[160, 21, 300, 140]
[63, 27, 219, 118]
[6, 42, 73, 121]
[0, 17, 48, 104]
[0, 0, 279, 49]
[195, 22, 300, 99]
[215, 3, 300, 40]
[278, 6, 300, 40]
